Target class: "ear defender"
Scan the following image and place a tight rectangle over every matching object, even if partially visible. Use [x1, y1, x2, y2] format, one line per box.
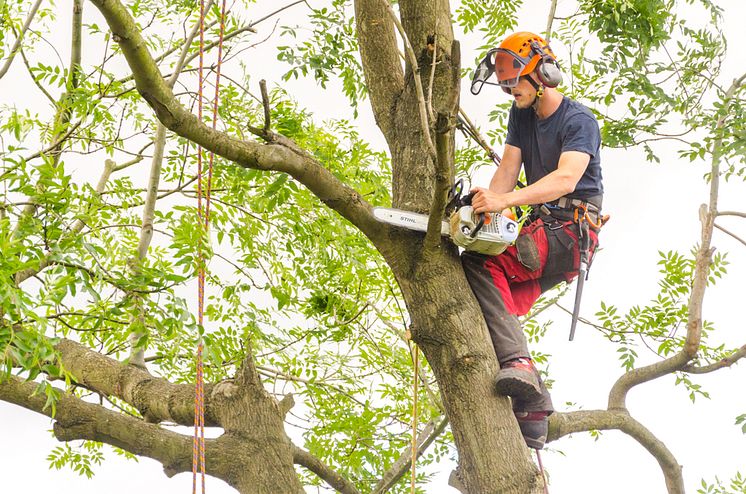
[530, 40, 562, 88]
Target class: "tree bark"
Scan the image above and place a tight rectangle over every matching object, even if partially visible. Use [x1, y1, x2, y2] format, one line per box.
[358, 1, 543, 491]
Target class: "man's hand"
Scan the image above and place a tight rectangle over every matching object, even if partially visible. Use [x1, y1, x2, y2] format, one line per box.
[470, 187, 512, 214]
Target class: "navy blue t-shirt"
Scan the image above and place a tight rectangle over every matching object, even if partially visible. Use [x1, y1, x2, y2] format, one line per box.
[505, 97, 603, 202]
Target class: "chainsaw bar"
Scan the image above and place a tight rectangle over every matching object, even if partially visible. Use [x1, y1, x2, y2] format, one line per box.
[372, 207, 450, 236]
[373, 206, 519, 256]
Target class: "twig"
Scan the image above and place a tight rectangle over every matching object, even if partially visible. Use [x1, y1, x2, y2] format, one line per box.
[427, 35, 437, 122]
[260, 79, 271, 133]
[0, 0, 44, 80]
[717, 211, 746, 219]
[24, 120, 83, 162]
[249, 0, 307, 28]
[113, 142, 154, 171]
[371, 416, 449, 494]
[714, 222, 746, 248]
[458, 109, 501, 164]
[681, 343, 746, 374]
[292, 445, 361, 494]
[19, 46, 55, 104]
[14, 159, 115, 285]
[255, 365, 367, 408]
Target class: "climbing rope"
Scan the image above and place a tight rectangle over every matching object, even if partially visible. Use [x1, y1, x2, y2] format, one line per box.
[193, 0, 227, 492]
[410, 341, 420, 494]
[536, 450, 549, 494]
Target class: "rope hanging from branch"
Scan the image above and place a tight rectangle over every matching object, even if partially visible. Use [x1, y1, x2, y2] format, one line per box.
[409, 338, 420, 494]
[193, 0, 227, 492]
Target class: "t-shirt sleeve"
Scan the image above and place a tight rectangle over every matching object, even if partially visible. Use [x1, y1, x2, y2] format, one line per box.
[561, 113, 600, 158]
[505, 103, 520, 148]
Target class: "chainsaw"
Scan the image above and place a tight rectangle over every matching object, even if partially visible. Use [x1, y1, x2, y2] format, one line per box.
[373, 180, 520, 255]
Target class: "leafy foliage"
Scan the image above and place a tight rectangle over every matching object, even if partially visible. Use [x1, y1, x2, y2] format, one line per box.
[47, 441, 104, 479]
[697, 472, 746, 494]
[1, 0, 744, 491]
[594, 248, 730, 378]
[277, 0, 366, 114]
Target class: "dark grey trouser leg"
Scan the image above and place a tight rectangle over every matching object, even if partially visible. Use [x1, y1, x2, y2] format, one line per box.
[461, 251, 554, 413]
[461, 251, 528, 364]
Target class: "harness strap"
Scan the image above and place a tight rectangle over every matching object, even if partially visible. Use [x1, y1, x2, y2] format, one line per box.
[554, 195, 601, 213]
[536, 195, 608, 230]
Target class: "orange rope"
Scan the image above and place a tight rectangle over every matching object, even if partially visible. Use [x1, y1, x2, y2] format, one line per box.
[193, 1, 227, 492]
[410, 342, 419, 493]
[192, 0, 207, 490]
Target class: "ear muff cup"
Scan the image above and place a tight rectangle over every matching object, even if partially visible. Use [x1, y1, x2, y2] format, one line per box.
[528, 40, 562, 88]
[535, 58, 562, 88]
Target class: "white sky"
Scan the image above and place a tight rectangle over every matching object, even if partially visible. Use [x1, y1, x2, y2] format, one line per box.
[1, 1, 745, 493]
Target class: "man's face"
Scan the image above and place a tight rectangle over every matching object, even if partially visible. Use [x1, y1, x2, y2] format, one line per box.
[508, 74, 537, 109]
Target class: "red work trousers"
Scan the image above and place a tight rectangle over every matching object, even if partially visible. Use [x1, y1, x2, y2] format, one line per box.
[462, 216, 599, 361]
[461, 216, 598, 412]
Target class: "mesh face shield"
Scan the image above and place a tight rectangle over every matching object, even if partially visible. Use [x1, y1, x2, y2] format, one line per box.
[470, 48, 498, 95]
[471, 48, 534, 95]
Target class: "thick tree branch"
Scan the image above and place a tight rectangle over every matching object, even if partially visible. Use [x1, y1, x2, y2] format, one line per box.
[88, 0, 387, 248]
[10, 0, 85, 241]
[0, 375, 195, 477]
[608, 74, 743, 411]
[549, 410, 684, 493]
[424, 42, 459, 252]
[128, 0, 208, 368]
[54, 338, 220, 426]
[545, 0, 559, 41]
[378, 0, 436, 162]
[292, 446, 361, 494]
[353, 0, 405, 138]
[69, 0, 84, 88]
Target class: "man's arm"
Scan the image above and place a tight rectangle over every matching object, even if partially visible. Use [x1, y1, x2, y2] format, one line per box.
[471, 150, 591, 214]
[488, 144, 522, 193]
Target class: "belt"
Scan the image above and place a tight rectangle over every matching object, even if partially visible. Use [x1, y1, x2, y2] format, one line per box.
[551, 195, 602, 213]
[537, 195, 603, 225]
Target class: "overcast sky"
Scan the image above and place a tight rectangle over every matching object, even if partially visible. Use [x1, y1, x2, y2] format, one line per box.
[1, 1, 745, 493]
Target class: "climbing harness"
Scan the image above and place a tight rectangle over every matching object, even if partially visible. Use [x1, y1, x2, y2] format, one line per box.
[193, 0, 228, 492]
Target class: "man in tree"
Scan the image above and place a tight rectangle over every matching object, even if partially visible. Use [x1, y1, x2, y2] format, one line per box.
[464, 31, 604, 449]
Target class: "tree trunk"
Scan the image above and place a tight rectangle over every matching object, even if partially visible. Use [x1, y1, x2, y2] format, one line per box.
[370, 2, 544, 491]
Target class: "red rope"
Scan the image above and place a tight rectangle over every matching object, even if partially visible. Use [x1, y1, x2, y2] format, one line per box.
[192, 0, 207, 490]
[536, 450, 549, 494]
[193, 1, 227, 492]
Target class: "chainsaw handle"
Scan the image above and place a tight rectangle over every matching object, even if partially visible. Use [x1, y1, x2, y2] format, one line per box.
[470, 213, 485, 238]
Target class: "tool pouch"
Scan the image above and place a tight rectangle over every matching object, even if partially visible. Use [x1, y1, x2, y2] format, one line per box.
[515, 234, 541, 272]
[543, 221, 578, 275]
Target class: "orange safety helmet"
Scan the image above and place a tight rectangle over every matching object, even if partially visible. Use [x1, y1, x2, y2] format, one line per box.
[471, 32, 562, 95]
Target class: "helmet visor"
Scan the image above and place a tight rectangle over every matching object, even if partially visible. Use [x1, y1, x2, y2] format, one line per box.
[470, 49, 498, 95]
[493, 48, 529, 88]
